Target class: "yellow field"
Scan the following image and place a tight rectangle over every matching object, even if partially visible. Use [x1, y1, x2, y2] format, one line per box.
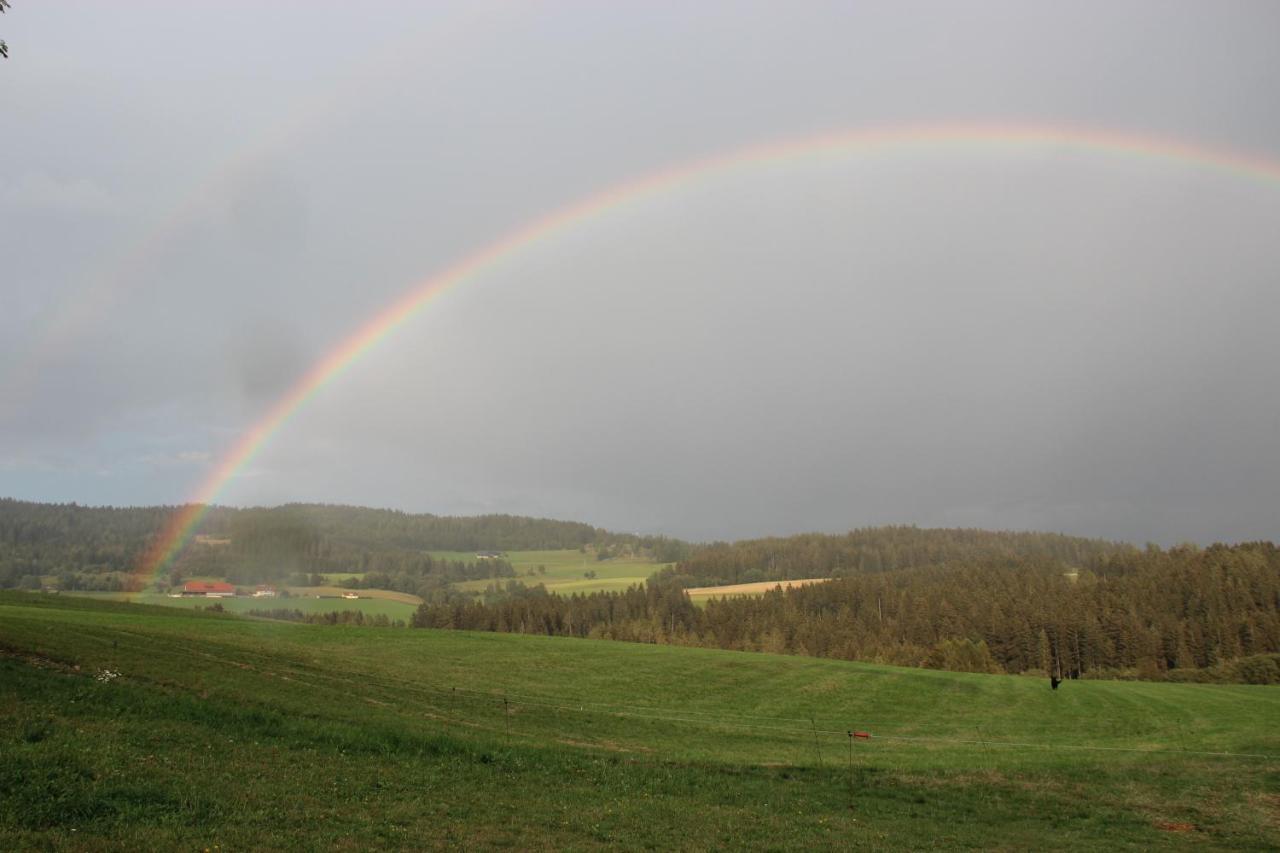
[684, 577, 831, 601]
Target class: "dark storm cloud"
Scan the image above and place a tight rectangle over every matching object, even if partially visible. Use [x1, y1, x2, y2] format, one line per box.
[225, 165, 309, 258]
[2, 1, 1279, 544]
[230, 318, 309, 405]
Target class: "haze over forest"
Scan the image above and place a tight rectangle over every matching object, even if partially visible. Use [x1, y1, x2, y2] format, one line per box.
[3, 2, 1280, 544]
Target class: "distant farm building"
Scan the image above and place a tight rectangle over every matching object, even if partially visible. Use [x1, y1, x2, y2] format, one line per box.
[182, 581, 236, 597]
[252, 585, 278, 598]
[476, 551, 504, 560]
[342, 592, 360, 600]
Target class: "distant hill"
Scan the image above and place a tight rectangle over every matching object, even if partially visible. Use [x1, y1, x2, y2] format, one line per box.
[0, 498, 686, 591]
[668, 525, 1131, 587]
[414, 541, 1280, 683]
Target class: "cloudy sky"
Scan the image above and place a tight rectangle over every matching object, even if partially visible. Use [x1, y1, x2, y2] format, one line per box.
[2, 1, 1279, 544]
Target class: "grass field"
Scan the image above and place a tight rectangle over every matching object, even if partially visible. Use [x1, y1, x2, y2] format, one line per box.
[60, 591, 420, 621]
[287, 586, 423, 606]
[442, 549, 667, 596]
[317, 572, 366, 584]
[2, 592, 1278, 849]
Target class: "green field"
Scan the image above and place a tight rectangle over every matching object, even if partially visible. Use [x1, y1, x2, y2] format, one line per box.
[441, 549, 667, 595]
[59, 591, 419, 621]
[317, 572, 367, 584]
[2, 592, 1277, 849]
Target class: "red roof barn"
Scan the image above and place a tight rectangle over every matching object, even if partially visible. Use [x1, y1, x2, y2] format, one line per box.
[182, 581, 236, 597]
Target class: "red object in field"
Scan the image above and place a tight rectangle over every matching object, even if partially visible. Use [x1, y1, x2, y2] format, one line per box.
[851, 731, 871, 740]
[182, 581, 235, 596]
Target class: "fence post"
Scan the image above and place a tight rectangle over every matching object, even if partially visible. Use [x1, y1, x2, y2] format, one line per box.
[846, 731, 855, 810]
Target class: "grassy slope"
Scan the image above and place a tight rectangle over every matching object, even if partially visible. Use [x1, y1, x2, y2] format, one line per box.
[442, 549, 666, 595]
[2, 593, 1277, 850]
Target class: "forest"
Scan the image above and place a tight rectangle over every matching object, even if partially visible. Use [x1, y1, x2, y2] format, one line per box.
[0, 498, 671, 591]
[669, 526, 1129, 586]
[411, 541, 1280, 683]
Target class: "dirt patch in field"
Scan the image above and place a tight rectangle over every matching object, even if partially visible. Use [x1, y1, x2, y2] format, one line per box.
[0, 645, 80, 673]
[556, 737, 649, 753]
[1154, 821, 1197, 833]
[893, 770, 1017, 789]
[1246, 793, 1280, 829]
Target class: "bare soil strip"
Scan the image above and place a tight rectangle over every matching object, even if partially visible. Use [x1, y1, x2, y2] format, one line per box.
[684, 578, 831, 598]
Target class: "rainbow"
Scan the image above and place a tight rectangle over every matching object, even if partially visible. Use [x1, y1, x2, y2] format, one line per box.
[130, 121, 1280, 590]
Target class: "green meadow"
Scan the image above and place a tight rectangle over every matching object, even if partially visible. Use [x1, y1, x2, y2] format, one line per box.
[2, 592, 1277, 850]
[317, 572, 367, 584]
[59, 591, 419, 622]
[441, 548, 666, 596]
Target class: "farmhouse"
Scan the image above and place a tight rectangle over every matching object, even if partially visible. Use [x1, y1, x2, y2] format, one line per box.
[181, 581, 236, 597]
[252, 585, 278, 598]
[476, 551, 504, 559]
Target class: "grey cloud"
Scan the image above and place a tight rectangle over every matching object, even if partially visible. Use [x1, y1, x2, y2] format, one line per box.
[4, 171, 113, 216]
[225, 165, 309, 258]
[2, 1, 1279, 545]
[230, 319, 309, 406]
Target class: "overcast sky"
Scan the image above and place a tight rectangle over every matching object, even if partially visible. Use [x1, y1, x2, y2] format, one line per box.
[2, 1, 1279, 544]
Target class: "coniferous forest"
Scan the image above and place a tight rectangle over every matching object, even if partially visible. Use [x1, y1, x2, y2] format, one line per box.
[411, 541, 1280, 683]
[666, 526, 1127, 586]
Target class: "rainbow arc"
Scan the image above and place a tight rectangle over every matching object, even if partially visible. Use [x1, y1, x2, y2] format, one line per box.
[129, 121, 1280, 590]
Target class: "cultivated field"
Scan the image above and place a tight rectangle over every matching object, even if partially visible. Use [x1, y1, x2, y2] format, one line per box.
[2, 592, 1277, 849]
[685, 577, 832, 601]
[442, 549, 668, 596]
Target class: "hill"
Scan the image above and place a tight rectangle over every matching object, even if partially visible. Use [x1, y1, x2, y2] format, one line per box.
[0, 498, 687, 592]
[669, 525, 1131, 587]
[411, 542, 1280, 682]
[2, 593, 1277, 849]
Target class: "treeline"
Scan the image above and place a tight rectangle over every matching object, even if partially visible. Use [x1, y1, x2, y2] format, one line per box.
[411, 542, 1280, 683]
[0, 498, 683, 589]
[670, 526, 1130, 587]
[241, 607, 406, 628]
[201, 504, 603, 553]
[0, 499, 163, 586]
